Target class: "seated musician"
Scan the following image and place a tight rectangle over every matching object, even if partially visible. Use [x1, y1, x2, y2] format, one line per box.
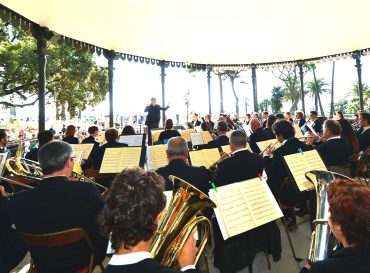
[357, 112, 370, 152]
[285, 111, 294, 123]
[264, 120, 314, 227]
[7, 141, 108, 273]
[156, 137, 210, 194]
[300, 179, 370, 273]
[261, 111, 269, 128]
[158, 119, 181, 143]
[90, 128, 128, 170]
[98, 167, 197, 273]
[294, 110, 306, 128]
[249, 118, 271, 153]
[308, 120, 351, 176]
[206, 121, 229, 149]
[0, 129, 8, 154]
[305, 111, 322, 135]
[82, 125, 100, 149]
[25, 130, 54, 162]
[264, 115, 277, 139]
[200, 114, 215, 132]
[120, 125, 136, 136]
[62, 125, 80, 144]
[191, 113, 201, 127]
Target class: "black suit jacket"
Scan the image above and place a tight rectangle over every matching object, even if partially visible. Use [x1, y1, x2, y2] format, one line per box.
[144, 105, 169, 129]
[91, 141, 128, 170]
[316, 138, 351, 167]
[25, 148, 39, 162]
[214, 149, 264, 187]
[357, 128, 370, 152]
[300, 247, 370, 273]
[156, 159, 210, 194]
[249, 127, 272, 153]
[62, 136, 79, 144]
[265, 138, 313, 198]
[206, 135, 229, 149]
[158, 130, 181, 142]
[8, 176, 107, 273]
[294, 118, 306, 128]
[103, 258, 196, 273]
[81, 135, 100, 150]
[192, 120, 201, 127]
[306, 119, 322, 134]
[201, 121, 215, 132]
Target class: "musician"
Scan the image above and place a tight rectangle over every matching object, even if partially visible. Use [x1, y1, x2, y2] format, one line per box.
[99, 167, 197, 273]
[294, 110, 306, 128]
[144, 98, 169, 145]
[285, 111, 294, 123]
[7, 141, 108, 273]
[0, 129, 8, 154]
[357, 112, 370, 152]
[264, 115, 277, 139]
[261, 111, 269, 128]
[300, 179, 370, 273]
[90, 128, 128, 170]
[158, 119, 181, 143]
[120, 125, 136, 136]
[249, 119, 271, 153]
[252, 112, 259, 120]
[201, 114, 215, 132]
[305, 111, 322, 135]
[25, 130, 54, 162]
[62, 125, 79, 144]
[206, 121, 229, 149]
[275, 113, 285, 121]
[156, 137, 210, 194]
[191, 113, 201, 127]
[245, 113, 251, 125]
[336, 111, 344, 120]
[82, 126, 100, 148]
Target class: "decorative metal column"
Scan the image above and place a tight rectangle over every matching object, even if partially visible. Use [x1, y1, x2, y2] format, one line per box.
[103, 50, 118, 127]
[160, 61, 167, 127]
[352, 51, 364, 111]
[207, 68, 212, 115]
[251, 64, 258, 112]
[31, 25, 48, 131]
[298, 61, 306, 116]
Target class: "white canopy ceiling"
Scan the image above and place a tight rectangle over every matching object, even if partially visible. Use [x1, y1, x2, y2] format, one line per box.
[1, 0, 370, 65]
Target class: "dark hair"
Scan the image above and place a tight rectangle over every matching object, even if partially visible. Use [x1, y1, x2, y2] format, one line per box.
[0, 129, 6, 140]
[88, 126, 99, 135]
[359, 112, 370, 124]
[38, 141, 72, 175]
[105, 128, 119, 143]
[336, 111, 344, 119]
[165, 119, 174, 130]
[98, 167, 166, 251]
[246, 113, 251, 118]
[37, 130, 54, 147]
[275, 113, 284, 120]
[310, 110, 318, 116]
[121, 125, 136, 136]
[295, 111, 304, 119]
[285, 111, 291, 116]
[65, 125, 77, 137]
[272, 120, 295, 139]
[338, 119, 360, 154]
[217, 121, 228, 132]
[230, 130, 247, 147]
[327, 179, 370, 248]
[324, 119, 341, 136]
[267, 115, 277, 129]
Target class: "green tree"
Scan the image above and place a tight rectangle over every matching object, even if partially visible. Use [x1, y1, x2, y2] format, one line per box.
[270, 86, 284, 113]
[334, 99, 348, 112]
[258, 99, 271, 112]
[0, 21, 108, 119]
[347, 81, 370, 113]
[306, 78, 328, 116]
[224, 70, 241, 114]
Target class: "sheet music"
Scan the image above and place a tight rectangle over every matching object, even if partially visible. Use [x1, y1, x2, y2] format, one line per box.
[221, 145, 231, 154]
[73, 151, 84, 174]
[209, 178, 283, 240]
[256, 139, 281, 153]
[226, 130, 234, 138]
[190, 132, 204, 146]
[179, 129, 196, 142]
[147, 144, 168, 170]
[306, 123, 318, 135]
[194, 126, 202, 132]
[100, 147, 142, 173]
[71, 144, 95, 160]
[151, 130, 164, 143]
[118, 135, 144, 146]
[189, 148, 220, 168]
[293, 124, 304, 139]
[283, 150, 327, 191]
[201, 131, 213, 144]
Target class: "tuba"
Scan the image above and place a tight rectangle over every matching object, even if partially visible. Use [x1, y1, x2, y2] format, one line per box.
[305, 170, 353, 262]
[150, 175, 216, 268]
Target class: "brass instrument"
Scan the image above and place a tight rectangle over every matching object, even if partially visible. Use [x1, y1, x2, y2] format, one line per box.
[305, 170, 353, 262]
[150, 175, 216, 267]
[259, 140, 279, 156]
[208, 152, 230, 172]
[0, 175, 34, 190]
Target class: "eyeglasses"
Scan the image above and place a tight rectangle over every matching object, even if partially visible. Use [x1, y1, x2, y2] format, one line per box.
[70, 156, 76, 162]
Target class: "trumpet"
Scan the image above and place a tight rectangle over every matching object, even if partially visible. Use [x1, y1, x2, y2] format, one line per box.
[259, 140, 279, 156]
[208, 152, 231, 172]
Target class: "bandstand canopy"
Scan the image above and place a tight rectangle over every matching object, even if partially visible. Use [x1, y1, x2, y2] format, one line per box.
[1, 0, 370, 65]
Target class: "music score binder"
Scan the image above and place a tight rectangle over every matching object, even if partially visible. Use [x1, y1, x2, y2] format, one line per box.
[283, 149, 327, 192]
[71, 144, 94, 160]
[118, 134, 146, 147]
[99, 147, 142, 173]
[189, 148, 220, 168]
[179, 129, 196, 142]
[209, 177, 283, 240]
[147, 144, 168, 170]
[293, 124, 304, 139]
[190, 131, 213, 146]
[256, 139, 281, 153]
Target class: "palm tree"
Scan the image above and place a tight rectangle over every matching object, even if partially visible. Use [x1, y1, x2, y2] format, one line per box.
[225, 70, 241, 115]
[330, 61, 335, 118]
[306, 78, 328, 116]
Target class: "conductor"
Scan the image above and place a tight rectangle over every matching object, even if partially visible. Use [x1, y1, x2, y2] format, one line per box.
[144, 98, 169, 145]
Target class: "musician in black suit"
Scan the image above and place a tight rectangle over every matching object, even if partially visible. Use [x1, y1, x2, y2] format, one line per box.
[7, 141, 108, 273]
[90, 128, 128, 170]
[249, 118, 271, 153]
[62, 125, 79, 144]
[157, 119, 181, 143]
[305, 111, 322, 135]
[82, 126, 100, 149]
[144, 98, 169, 145]
[25, 130, 54, 162]
[294, 110, 306, 128]
[156, 137, 210, 194]
[206, 121, 229, 149]
[357, 112, 370, 152]
[201, 114, 215, 132]
[99, 168, 197, 273]
[261, 111, 269, 128]
[191, 113, 201, 127]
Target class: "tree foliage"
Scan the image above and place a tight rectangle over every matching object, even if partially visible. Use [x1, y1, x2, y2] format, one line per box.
[224, 70, 241, 114]
[0, 21, 108, 119]
[270, 86, 284, 113]
[306, 78, 328, 116]
[346, 81, 370, 113]
[258, 99, 271, 112]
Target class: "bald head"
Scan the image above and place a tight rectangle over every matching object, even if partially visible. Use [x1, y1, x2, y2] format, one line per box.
[250, 119, 261, 132]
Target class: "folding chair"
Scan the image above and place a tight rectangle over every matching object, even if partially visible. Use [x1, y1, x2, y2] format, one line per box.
[19, 228, 104, 273]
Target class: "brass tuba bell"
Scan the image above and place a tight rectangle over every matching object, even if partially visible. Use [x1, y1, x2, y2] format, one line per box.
[150, 175, 216, 268]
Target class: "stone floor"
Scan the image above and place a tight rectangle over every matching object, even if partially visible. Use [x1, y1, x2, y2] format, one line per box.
[11, 215, 311, 273]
